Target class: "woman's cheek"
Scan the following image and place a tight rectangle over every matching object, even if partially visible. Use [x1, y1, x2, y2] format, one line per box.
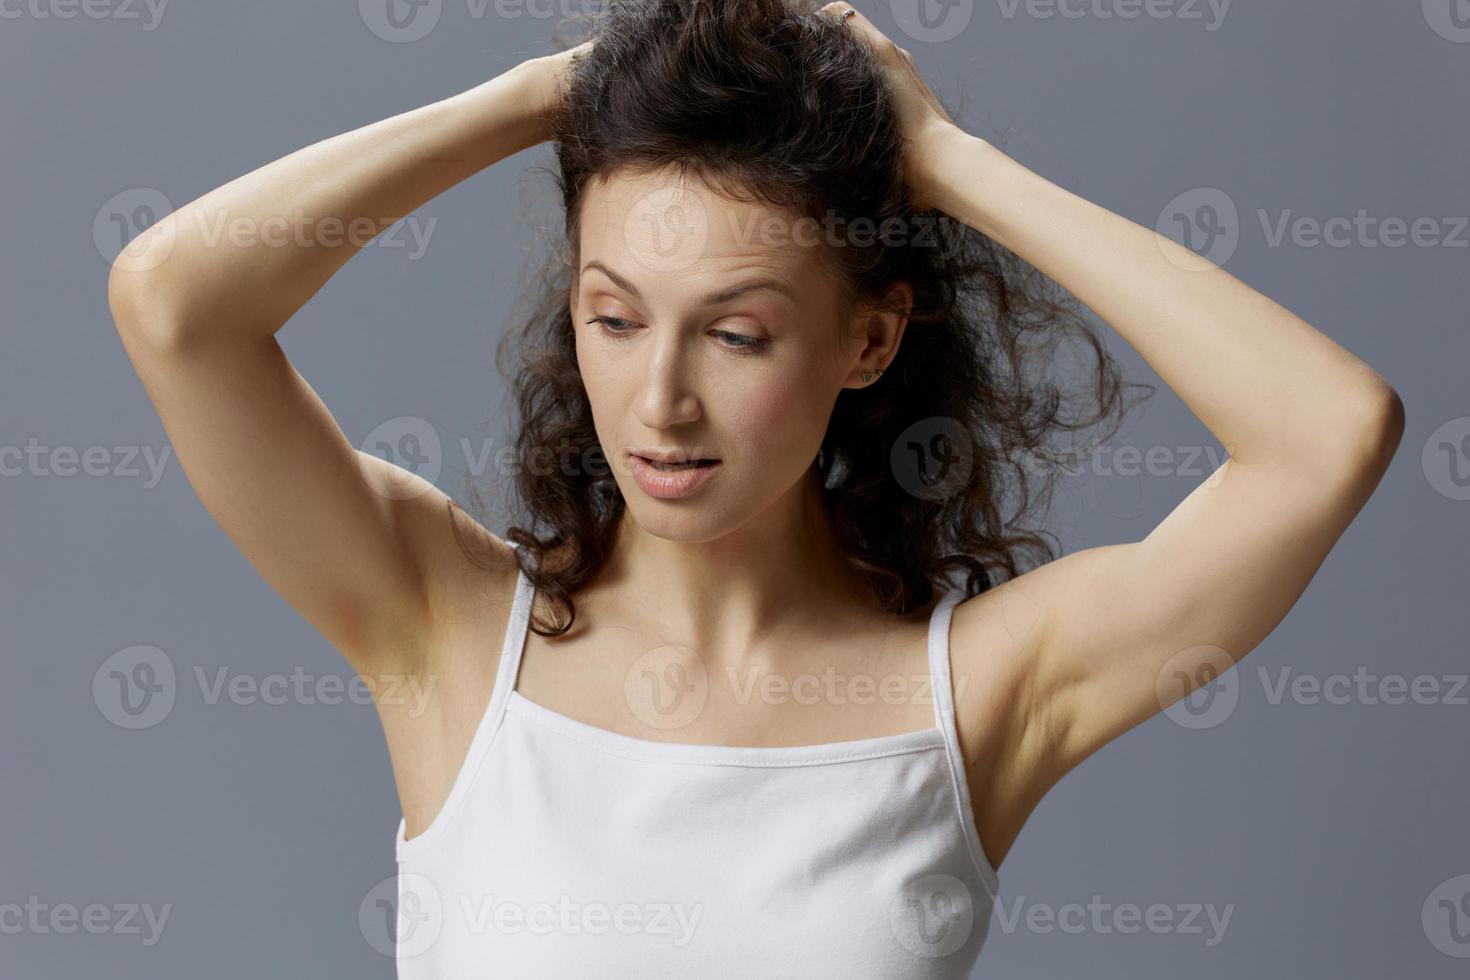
[731, 369, 828, 465]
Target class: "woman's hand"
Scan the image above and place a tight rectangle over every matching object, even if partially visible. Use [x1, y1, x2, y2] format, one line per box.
[517, 40, 594, 145]
[817, 2, 964, 210]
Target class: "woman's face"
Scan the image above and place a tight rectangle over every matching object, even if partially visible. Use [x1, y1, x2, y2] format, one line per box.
[570, 167, 901, 543]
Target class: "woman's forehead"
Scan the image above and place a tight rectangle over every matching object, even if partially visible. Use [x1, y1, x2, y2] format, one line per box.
[575, 170, 840, 301]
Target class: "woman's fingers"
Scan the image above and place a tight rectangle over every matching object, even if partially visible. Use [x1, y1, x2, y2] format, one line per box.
[819, 2, 905, 59]
[816, 2, 961, 209]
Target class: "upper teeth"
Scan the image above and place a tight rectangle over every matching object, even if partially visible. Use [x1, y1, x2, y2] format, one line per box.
[646, 457, 707, 470]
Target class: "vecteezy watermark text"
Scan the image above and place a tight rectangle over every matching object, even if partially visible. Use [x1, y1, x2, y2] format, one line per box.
[99, 187, 437, 271]
[992, 893, 1234, 946]
[0, 897, 171, 947]
[93, 645, 438, 730]
[0, 439, 171, 488]
[1157, 188, 1469, 269]
[994, 0, 1231, 31]
[0, 0, 169, 30]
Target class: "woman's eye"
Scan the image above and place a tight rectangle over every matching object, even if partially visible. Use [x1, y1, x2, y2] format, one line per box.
[587, 315, 637, 335]
[586, 316, 768, 354]
[714, 330, 770, 354]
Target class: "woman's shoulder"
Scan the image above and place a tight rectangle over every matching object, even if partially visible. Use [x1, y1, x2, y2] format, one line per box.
[946, 567, 1054, 728]
[388, 488, 523, 668]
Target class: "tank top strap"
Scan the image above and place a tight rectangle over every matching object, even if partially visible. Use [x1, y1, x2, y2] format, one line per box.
[490, 541, 537, 707]
[925, 587, 1001, 898]
[393, 541, 537, 861]
[924, 588, 966, 735]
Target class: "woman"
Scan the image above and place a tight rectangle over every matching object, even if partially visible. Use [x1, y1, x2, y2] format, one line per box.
[107, 0, 1403, 974]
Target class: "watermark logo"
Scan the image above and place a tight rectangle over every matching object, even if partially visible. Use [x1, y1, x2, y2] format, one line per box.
[889, 873, 974, 958]
[1422, 874, 1470, 957]
[890, 0, 975, 44]
[1423, 0, 1470, 43]
[891, 416, 975, 501]
[359, 415, 444, 500]
[1156, 645, 1240, 730]
[361, 872, 443, 957]
[357, 419, 620, 491]
[1157, 187, 1240, 269]
[93, 646, 437, 729]
[100, 190, 436, 271]
[1423, 416, 1470, 501]
[622, 185, 711, 275]
[93, 645, 176, 730]
[1159, 188, 1469, 269]
[1158, 652, 1468, 731]
[624, 645, 708, 731]
[359, 0, 442, 42]
[97, 187, 177, 272]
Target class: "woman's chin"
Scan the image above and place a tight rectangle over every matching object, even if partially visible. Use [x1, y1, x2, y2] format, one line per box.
[620, 491, 737, 543]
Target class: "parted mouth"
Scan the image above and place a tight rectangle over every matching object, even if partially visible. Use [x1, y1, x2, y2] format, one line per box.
[627, 448, 721, 465]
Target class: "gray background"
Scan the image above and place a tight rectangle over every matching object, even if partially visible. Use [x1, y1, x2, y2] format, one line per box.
[3, 0, 1467, 976]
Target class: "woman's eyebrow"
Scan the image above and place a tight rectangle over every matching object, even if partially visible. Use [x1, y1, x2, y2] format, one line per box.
[582, 260, 797, 306]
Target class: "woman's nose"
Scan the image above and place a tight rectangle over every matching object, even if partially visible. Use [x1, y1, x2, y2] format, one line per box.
[634, 336, 703, 428]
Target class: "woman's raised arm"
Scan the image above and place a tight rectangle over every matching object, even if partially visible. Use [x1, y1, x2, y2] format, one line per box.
[108, 50, 580, 343]
[106, 50, 582, 677]
[827, 3, 1403, 864]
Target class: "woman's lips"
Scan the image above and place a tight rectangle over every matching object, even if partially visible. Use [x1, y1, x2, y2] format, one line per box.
[627, 453, 723, 499]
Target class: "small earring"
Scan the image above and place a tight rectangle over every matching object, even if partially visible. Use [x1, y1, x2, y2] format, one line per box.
[862, 369, 884, 384]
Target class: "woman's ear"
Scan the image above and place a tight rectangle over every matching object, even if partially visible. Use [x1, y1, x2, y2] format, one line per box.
[844, 281, 912, 389]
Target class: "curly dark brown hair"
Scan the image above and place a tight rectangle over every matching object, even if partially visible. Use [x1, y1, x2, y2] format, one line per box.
[456, 0, 1152, 637]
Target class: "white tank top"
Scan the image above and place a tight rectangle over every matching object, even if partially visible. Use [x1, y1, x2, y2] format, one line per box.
[393, 550, 1000, 977]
